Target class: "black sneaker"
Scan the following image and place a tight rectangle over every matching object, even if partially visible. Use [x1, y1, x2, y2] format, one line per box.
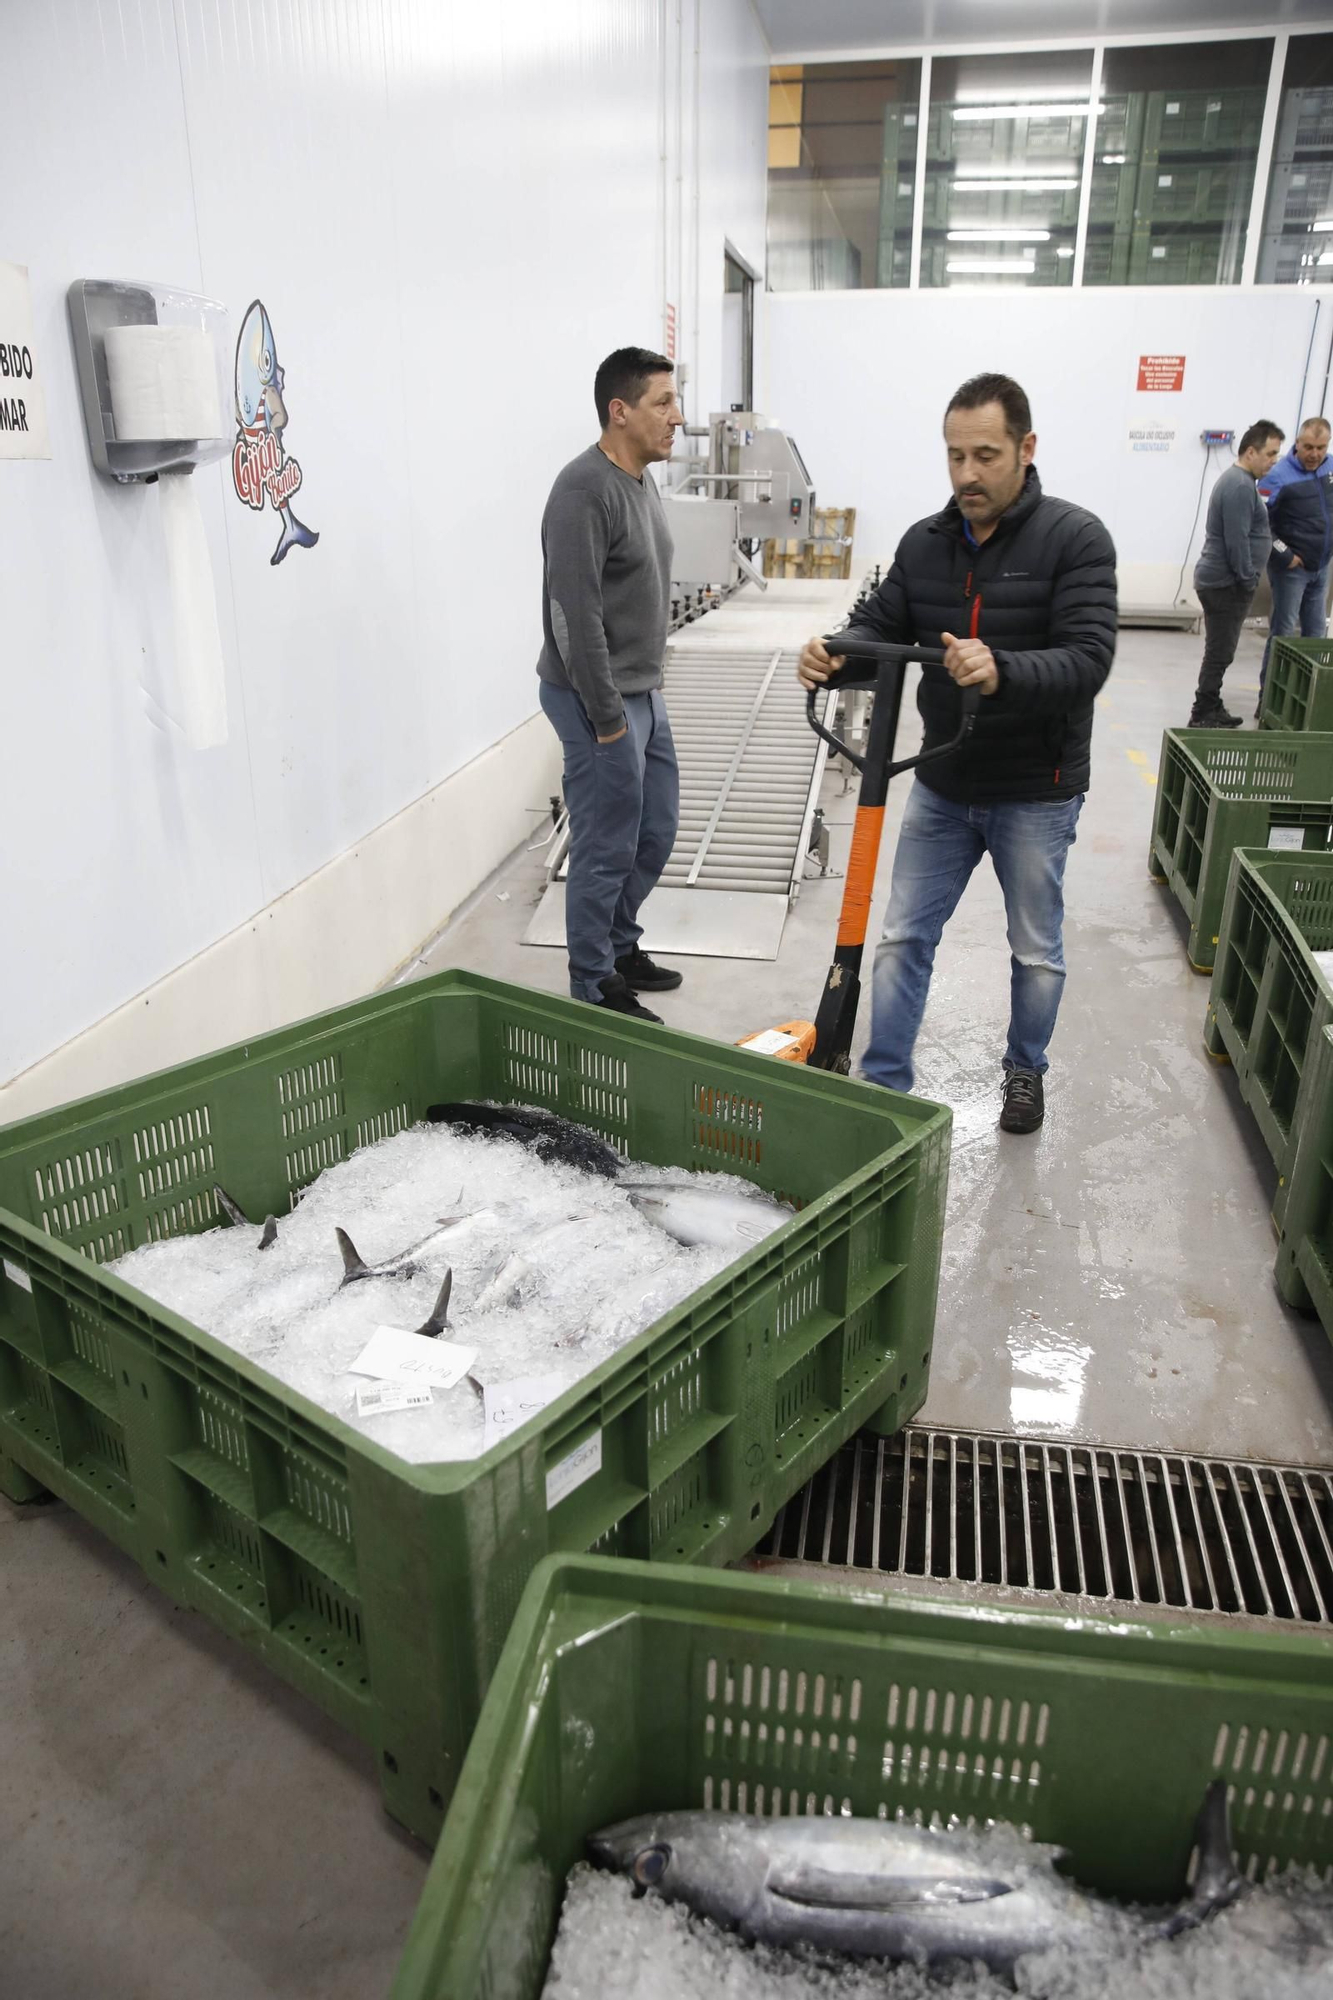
[614, 946, 683, 992]
[593, 973, 662, 1023]
[999, 1068, 1045, 1135]
[1188, 703, 1243, 729]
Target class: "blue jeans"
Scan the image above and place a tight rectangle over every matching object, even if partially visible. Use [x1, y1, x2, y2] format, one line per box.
[540, 683, 679, 1002]
[1260, 559, 1331, 693]
[862, 780, 1083, 1094]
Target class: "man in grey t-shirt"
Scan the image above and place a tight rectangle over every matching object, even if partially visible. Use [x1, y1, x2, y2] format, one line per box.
[537, 348, 683, 1019]
[1188, 419, 1284, 727]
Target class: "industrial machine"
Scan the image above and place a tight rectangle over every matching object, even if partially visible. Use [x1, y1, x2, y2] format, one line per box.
[688, 408, 816, 541]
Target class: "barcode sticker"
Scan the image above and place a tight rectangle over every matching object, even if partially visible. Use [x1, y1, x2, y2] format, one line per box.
[3, 1258, 32, 1293]
[348, 1326, 478, 1389]
[546, 1431, 603, 1510]
[355, 1380, 434, 1417]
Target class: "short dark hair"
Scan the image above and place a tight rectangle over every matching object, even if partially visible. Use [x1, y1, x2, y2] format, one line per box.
[595, 347, 674, 429]
[944, 373, 1032, 448]
[1238, 419, 1284, 456]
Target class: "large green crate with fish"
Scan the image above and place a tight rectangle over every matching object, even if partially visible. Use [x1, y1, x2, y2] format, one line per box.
[1273, 1017, 1333, 1328]
[0, 970, 950, 1842]
[1149, 728, 1333, 971]
[391, 1554, 1333, 1998]
[1204, 848, 1333, 1229]
[1260, 639, 1333, 733]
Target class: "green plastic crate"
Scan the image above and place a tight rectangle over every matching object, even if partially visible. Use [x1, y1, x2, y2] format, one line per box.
[1204, 848, 1333, 1227]
[0, 970, 949, 1842]
[1274, 1021, 1333, 1323]
[391, 1554, 1333, 1999]
[1149, 728, 1333, 970]
[1260, 640, 1333, 733]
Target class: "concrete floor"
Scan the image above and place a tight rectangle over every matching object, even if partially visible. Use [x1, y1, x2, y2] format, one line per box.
[5, 616, 1333, 1997]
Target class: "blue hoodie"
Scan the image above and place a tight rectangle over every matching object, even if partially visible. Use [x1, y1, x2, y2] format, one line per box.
[1260, 445, 1333, 574]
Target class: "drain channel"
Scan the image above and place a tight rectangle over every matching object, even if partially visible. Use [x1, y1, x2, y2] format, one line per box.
[756, 1429, 1333, 1624]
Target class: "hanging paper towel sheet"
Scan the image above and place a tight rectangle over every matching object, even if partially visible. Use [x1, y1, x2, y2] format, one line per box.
[104, 323, 228, 750]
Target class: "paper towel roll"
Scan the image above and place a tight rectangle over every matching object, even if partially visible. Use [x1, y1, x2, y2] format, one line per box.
[105, 324, 225, 441]
[158, 470, 228, 750]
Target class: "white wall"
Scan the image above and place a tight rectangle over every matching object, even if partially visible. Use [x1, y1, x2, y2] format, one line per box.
[0, 0, 770, 1104]
[764, 288, 1326, 604]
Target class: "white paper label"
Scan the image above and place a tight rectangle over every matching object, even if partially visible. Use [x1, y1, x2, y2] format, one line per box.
[1166, 101, 1180, 115]
[483, 1373, 568, 1448]
[355, 1380, 434, 1417]
[1315, 950, 1333, 985]
[1207, 100, 1222, 113]
[3, 1257, 33, 1293]
[1293, 174, 1308, 188]
[1268, 826, 1306, 850]
[546, 1431, 603, 1510]
[1158, 174, 1173, 187]
[348, 1326, 478, 1390]
[1152, 246, 1167, 259]
[741, 1028, 801, 1056]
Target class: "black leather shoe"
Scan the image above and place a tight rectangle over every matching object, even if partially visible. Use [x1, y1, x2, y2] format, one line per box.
[999, 1068, 1045, 1135]
[614, 947, 683, 992]
[593, 973, 662, 1023]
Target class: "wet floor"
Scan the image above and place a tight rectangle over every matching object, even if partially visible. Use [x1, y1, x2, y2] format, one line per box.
[417, 618, 1333, 1467]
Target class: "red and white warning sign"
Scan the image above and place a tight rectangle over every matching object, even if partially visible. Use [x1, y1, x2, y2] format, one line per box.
[1137, 354, 1185, 393]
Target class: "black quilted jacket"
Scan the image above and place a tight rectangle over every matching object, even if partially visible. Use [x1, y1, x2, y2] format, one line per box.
[843, 467, 1118, 803]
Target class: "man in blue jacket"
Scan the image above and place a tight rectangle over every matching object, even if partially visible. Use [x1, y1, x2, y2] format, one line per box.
[1260, 416, 1333, 707]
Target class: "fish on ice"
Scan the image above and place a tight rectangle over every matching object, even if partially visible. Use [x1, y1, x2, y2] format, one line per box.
[587, 1783, 1243, 1977]
[616, 1181, 792, 1251]
[426, 1101, 623, 1179]
[425, 1102, 795, 1249]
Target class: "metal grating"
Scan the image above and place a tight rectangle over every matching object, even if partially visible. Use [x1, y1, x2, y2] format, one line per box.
[755, 1428, 1333, 1625]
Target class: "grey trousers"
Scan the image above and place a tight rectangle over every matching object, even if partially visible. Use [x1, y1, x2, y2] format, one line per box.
[1193, 581, 1256, 708]
[539, 683, 679, 1001]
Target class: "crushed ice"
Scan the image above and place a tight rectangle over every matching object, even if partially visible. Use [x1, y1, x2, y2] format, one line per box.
[108, 1119, 791, 1463]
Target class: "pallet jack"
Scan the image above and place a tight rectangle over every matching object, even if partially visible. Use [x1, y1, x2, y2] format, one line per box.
[738, 634, 981, 1074]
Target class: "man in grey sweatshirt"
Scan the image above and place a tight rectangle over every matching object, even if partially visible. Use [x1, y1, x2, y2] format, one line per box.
[1188, 420, 1284, 726]
[537, 348, 683, 1019]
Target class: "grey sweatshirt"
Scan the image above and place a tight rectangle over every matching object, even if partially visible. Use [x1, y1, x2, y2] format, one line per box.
[536, 444, 673, 733]
[1193, 463, 1272, 592]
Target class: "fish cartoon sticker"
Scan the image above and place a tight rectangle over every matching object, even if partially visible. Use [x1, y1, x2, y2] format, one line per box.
[231, 299, 319, 565]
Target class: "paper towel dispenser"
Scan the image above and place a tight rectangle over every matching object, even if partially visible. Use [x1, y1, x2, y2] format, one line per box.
[68, 279, 231, 482]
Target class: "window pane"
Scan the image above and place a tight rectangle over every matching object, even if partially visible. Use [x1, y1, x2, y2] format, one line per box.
[1086, 42, 1270, 287]
[921, 51, 1094, 290]
[767, 60, 923, 291]
[1258, 33, 1333, 284]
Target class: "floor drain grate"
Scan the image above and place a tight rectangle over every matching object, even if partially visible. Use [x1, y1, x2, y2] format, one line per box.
[756, 1429, 1333, 1624]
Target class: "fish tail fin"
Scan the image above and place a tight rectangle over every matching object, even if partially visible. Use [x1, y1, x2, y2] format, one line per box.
[414, 1267, 453, 1339]
[1160, 1781, 1244, 1939]
[1191, 1779, 1243, 1915]
[270, 507, 319, 566]
[336, 1227, 372, 1284]
[258, 1215, 278, 1251]
[214, 1184, 250, 1229]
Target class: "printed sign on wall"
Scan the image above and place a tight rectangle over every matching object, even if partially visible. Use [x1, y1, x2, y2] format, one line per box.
[0, 262, 51, 459]
[231, 299, 319, 565]
[1137, 354, 1186, 393]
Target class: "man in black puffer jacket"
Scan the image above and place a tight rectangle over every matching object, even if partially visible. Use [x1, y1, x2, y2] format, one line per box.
[799, 373, 1117, 1134]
